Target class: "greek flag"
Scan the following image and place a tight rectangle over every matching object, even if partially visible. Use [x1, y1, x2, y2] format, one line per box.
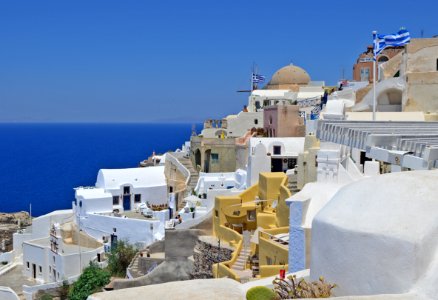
[374, 29, 410, 57]
[252, 73, 265, 84]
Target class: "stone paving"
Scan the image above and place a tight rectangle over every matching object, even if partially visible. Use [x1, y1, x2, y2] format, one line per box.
[0, 264, 34, 299]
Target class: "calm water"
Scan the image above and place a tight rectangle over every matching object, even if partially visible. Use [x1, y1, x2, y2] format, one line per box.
[0, 123, 200, 216]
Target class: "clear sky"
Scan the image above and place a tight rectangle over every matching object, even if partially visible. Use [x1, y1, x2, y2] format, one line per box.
[1, 0, 437, 123]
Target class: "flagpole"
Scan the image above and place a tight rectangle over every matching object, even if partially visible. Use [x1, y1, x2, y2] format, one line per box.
[372, 30, 377, 121]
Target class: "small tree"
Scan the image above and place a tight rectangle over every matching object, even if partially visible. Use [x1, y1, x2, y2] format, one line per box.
[68, 262, 110, 300]
[107, 240, 137, 277]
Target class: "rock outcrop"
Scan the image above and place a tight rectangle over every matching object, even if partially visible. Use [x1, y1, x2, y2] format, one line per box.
[0, 211, 31, 252]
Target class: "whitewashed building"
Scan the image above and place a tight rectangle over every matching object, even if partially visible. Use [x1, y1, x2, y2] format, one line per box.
[22, 223, 103, 284]
[200, 111, 263, 139]
[174, 170, 247, 229]
[246, 137, 305, 186]
[73, 166, 169, 247]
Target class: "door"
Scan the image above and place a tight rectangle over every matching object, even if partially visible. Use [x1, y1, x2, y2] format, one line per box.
[123, 195, 131, 211]
[271, 158, 283, 172]
[204, 149, 211, 173]
[32, 263, 36, 279]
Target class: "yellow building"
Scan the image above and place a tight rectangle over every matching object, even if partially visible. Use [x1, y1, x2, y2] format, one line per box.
[212, 172, 291, 282]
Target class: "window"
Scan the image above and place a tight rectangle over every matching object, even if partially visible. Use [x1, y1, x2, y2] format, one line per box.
[269, 116, 273, 125]
[266, 256, 273, 265]
[112, 196, 119, 205]
[27, 262, 30, 269]
[134, 194, 141, 203]
[53, 256, 55, 263]
[436, 58, 438, 71]
[360, 67, 370, 81]
[273, 146, 281, 155]
[49, 266, 52, 272]
[247, 210, 256, 221]
[215, 210, 219, 217]
[254, 119, 258, 125]
[211, 153, 219, 163]
[123, 186, 130, 195]
[39, 266, 42, 273]
[169, 186, 173, 193]
[287, 158, 297, 169]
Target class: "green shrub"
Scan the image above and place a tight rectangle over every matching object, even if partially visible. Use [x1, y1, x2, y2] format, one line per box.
[246, 286, 276, 300]
[107, 240, 136, 277]
[68, 262, 110, 300]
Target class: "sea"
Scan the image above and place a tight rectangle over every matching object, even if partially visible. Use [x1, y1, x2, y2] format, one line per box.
[0, 123, 201, 217]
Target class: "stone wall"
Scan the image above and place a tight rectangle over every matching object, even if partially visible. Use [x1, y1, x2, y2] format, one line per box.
[191, 236, 233, 279]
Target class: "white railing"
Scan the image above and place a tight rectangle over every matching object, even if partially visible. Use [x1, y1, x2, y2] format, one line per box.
[166, 152, 191, 187]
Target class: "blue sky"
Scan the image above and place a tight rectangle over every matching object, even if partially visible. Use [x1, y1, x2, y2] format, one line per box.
[1, 1, 437, 122]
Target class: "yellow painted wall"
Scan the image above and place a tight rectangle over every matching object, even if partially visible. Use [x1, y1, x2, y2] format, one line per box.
[259, 235, 289, 267]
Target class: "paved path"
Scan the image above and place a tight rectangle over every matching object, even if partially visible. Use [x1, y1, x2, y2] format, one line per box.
[0, 264, 34, 299]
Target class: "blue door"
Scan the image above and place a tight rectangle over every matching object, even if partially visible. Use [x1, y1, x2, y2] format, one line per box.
[123, 195, 131, 211]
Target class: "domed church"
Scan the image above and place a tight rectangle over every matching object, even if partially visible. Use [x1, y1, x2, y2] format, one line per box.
[264, 64, 311, 91]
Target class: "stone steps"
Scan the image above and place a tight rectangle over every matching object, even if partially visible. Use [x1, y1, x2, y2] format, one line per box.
[230, 247, 251, 271]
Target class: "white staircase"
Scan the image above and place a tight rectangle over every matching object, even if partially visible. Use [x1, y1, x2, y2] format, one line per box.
[230, 231, 252, 282]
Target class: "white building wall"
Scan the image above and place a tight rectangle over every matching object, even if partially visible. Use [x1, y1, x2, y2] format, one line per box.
[247, 143, 270, 187]
[60, 248, 102, 280]
[14, 210, 72, 258]
[78, 196, 113, 216]
[0, 287, 19, 300]
[80, 214, 161, 248]
[22, 243, 48, 283]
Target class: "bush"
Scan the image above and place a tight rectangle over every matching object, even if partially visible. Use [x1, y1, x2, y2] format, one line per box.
[68, 262, 110, 300]
[273, 275, 336, 299]
[107, 240, 136, 277]
[246, 286, 276, 300]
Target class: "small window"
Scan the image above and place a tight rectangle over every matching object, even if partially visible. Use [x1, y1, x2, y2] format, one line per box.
[211, 153, 219, 162]
[266, 256, 273, 265]
[53, 256, 55, 263]
[123, 186, 130, 195]
[436, 58, 438, 71]
[254, 119, 258, 125]
[134, 194, 141, 203]
[215, 210, 219, 217]
[273, 146, 281, 155]
[113, 196, 119, 205]
[27, 262, 30, 269]
[269, 116, 273, 125]
[247, 210, 256, 221]
[169, 186, 173, 193]
[39, 266, 42, 273]
[49, 266, 52, 272]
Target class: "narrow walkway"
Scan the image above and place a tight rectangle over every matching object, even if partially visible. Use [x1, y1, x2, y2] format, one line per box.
[168, 152, 199, 210]
[0, 264, 34, 299]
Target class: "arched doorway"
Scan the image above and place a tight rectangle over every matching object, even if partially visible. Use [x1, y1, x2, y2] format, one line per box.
[194, 149, 201, 169]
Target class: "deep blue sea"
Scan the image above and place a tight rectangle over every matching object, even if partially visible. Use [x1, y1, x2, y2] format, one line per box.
[0, 123, 200, 217]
